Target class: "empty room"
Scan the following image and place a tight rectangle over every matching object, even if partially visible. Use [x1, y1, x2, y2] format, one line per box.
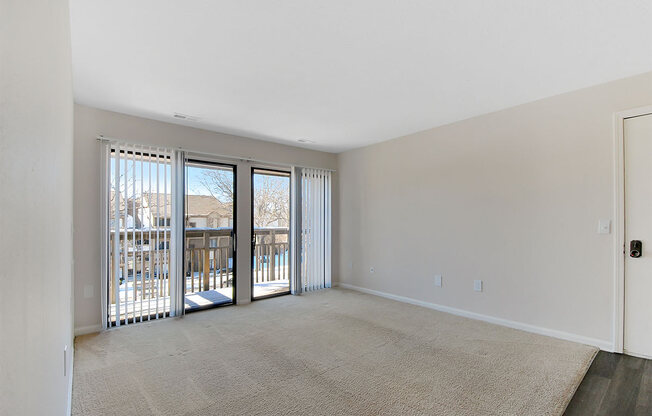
[2, 1, 652, 415]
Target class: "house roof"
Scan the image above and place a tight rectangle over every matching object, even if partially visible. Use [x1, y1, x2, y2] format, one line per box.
[112, 191, 231, 218]
[186, 194, 231, 217]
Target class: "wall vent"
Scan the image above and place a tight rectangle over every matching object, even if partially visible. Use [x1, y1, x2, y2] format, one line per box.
[173, 112, 199, 121]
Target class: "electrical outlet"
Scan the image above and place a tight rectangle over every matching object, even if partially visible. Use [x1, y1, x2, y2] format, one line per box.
[473, 280, 483, 292]
[369, 267, 375, 273]
[434, 275, 442, 287]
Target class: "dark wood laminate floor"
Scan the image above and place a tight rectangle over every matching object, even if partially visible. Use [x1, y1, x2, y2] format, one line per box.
[565, 351, 652, 415]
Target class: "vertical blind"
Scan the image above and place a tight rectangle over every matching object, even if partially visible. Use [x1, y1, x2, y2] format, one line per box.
[102, 142, 183, 327]
[300, 168, 332, 292]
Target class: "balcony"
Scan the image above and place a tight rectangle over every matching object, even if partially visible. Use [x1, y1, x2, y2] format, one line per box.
[109, 227, 289, 324]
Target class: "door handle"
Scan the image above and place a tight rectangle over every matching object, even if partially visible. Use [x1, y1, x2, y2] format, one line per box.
[630, 240, 642, 258]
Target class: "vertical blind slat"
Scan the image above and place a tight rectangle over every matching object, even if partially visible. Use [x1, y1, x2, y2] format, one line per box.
[162, 153, 169, 316]
[314, 170, 319, 290]
[310, 169, 314, 291]
[122, 145, 129, 325]
[147, 150, 153, 321]
[113, 144, 121, 326]
[155, 151, 160, 318]
[131, 144, 137, 323]
[325, 172, 332, 288]
[139, 149, 144, 322]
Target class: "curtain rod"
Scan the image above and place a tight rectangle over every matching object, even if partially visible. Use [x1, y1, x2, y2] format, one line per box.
[96, 135, 336, 172]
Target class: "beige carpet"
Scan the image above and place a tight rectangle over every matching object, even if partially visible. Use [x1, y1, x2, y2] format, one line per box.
[73, 289, 596, 416]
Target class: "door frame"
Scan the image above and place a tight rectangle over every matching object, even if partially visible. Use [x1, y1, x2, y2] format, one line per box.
[250, 166, 293, 301]
[613, 105, 652, 353]
[184, 158, 238, 313]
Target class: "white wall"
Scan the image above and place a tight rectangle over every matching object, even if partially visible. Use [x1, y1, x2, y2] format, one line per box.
[0, 1, 74, 415]
[337, 72, 652, 350]
[74, 105, 337, 334]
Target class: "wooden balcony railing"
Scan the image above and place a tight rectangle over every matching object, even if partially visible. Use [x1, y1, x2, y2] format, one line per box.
[252, 227, 290, 284]
[184, 228, 233, 295]
[109, 227, 289, 306]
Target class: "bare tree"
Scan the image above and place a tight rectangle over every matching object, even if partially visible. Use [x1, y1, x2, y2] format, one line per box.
[109, 157, 138, 227]
[197, 170, 289, 228]
[198, 169, 234, 218]
[252, 175, 289, 228]
[110, 154, 171, 229]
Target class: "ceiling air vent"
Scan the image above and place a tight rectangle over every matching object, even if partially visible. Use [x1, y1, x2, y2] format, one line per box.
[172, 112, 199, 122]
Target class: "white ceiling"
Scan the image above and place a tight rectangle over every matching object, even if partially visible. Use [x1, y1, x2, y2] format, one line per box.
[70, 1, 652, 153]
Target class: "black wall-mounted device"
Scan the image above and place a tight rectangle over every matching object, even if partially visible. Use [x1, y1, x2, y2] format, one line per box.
[630, 240, 642, 258]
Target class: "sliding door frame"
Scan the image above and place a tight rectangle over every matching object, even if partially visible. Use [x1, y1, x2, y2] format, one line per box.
[184, 158, 238, 313]
[250, 166, 293, 301]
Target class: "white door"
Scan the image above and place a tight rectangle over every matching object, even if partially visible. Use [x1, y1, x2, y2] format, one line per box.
[624, 112, 652, 359]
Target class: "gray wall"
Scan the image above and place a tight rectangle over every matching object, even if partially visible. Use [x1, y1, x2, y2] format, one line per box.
[337, 71, 652, 350]
[74, 104, 337, 333]
[0, 0, 74, 414]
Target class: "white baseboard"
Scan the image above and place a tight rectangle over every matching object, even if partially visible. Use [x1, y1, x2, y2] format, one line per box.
[623, 349, 652, 360]
[75, 324, 102, 336]
[338, 283, 613, 351]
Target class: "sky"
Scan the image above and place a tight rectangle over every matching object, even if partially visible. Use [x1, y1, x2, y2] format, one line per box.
[111, 154, 288, 201]
[186, 165, 221, 196]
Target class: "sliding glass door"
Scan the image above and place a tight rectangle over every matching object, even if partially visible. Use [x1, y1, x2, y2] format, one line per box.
[184, 160, 236, 311]
[103, 142, 333, 327]
[251, 168, 291, 300]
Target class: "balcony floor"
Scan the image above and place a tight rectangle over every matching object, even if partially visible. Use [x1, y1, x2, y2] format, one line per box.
[110, 279, 290, 323]
[253, 279, 290, 298]
[185, 288, 233, 310]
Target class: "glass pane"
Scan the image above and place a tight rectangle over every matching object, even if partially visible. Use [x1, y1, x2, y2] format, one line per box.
[252, 169, 291, 299]
[184, 161, 235, 311]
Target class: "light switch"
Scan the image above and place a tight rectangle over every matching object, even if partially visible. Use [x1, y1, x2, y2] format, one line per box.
[474, 280, 483, 292]
[598, 219, 611, 234]
[434, 275, 442, 287]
